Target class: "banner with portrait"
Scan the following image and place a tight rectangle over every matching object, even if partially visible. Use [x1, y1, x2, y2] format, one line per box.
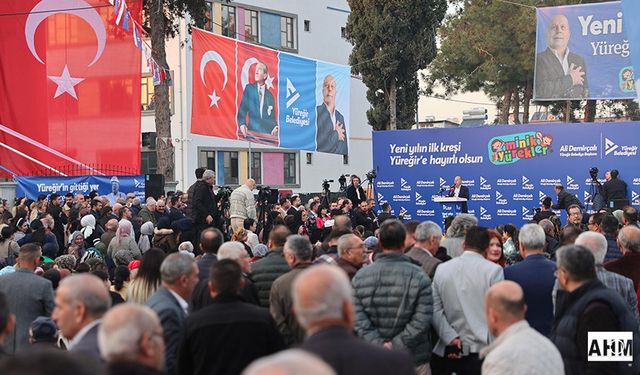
[534, 2, 636, 101]
[191, 28, 351, 155]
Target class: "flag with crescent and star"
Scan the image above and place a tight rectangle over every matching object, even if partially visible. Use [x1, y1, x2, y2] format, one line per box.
[0, 0, 141, 177]
[191, 28, 238, 140]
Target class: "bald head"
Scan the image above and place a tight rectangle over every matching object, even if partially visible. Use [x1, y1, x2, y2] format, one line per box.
[243, 349, 335, 375]
[292, 265, 353, 332]
[106, 218, 119, 232]
[575, 231, 608, 264]
[245, 179, 256, 190]
[485, 281, 526, 337]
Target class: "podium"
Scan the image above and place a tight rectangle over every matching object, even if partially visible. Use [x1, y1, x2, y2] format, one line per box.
[433, 196, 468, 228]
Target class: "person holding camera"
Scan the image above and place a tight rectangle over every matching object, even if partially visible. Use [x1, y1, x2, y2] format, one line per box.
[601, 169, 628, 206]
[346, 175, 366, 207]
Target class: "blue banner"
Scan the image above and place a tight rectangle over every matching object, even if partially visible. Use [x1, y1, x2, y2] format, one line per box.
[534, 2, 636, 100]
[372, 122, 640, 228]
[15, 175, 146, 204]
[621, 0, 640, 99]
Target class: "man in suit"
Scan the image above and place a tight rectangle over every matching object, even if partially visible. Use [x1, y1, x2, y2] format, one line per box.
[295, 265, 416, 375]
[52, 274, 111, 360]
[0, 243, 54, 354]
[190, 169, 219, 234]
[346, 175, 366, 207]
[146, 253, 199, 375]
[237, 61, 277, 136]
[195, 228, 223, 282]
[407, 221, 443, 279]
[431, 226, 503, 375]
[601, 169, 628, 205]
[605, 225, 640, 291]
[503, 224, 557, 336]
[176, 260, 284, 375]
[447, 176, 469, 213]
[534, 14, 588, 99]
[316, 74, 348, 155]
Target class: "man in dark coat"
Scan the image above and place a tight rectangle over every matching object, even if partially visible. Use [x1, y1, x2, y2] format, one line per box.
[176, 260, 284, 375]
[296, 265, 415, 375]
[251, 225, 291, 307]
[601, 169, 628, 205]
[316, 74, 348, 155]
[447, 176, 469, 213]
[605, 225, 640, 291]
[190, 169, 218, 233]
[552, 185, 581, 210]
[346, 175, 366, 207]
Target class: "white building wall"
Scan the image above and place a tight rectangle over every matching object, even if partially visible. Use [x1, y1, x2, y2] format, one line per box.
[141, 0, 372, 193]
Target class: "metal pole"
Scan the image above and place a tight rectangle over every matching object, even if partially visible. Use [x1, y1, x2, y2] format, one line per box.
[248, 141, 252, 179]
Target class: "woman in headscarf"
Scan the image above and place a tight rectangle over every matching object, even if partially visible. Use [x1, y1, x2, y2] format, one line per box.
[67, 231, 86, 260]
[80, 214, 103, 249]
[107, 219, 142, 262]
[138, 221, 154, 254]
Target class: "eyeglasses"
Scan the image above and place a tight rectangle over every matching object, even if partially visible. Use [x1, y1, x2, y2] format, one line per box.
[553, 267, 566, 277]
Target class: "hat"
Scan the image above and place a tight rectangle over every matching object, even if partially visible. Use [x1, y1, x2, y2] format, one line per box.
[363, 236, 379, 250]
[110, 176, 120, 183]
[253, 244, 268, 258]
[29, 317, 58, 342]
[128, 259, 141, 270]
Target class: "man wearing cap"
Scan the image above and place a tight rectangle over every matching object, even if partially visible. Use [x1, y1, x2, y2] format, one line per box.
[29, 316, 59, 350]
[107, 176, 127, 206]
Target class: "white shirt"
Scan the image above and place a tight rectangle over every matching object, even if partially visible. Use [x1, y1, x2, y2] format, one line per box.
[454, 186, 461, 197]
[68, 319, 101, 350]
[258, 85, 265, 117]
[168, 289, 189, 316]
[551, 47, 570, 75]
[324, 103, 337, 129]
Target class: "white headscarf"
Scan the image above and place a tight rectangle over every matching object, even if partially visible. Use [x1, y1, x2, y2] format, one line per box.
[80, 215, 96, 239]
[138, 221, 154, 253]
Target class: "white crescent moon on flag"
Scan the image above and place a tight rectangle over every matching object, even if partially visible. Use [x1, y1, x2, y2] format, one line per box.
[25, 0, 106, 66]
[199, 51, 228, 89]
[241, 57, 259, 89]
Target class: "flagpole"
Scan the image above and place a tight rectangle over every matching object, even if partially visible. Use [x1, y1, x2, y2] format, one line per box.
[248, 141, 252, 180]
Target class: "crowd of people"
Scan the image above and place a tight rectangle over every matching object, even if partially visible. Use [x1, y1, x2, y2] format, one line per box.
[0, 169, 639, 375]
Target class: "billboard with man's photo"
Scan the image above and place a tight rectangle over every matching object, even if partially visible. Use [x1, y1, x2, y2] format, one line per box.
[534, 2, 637, 101]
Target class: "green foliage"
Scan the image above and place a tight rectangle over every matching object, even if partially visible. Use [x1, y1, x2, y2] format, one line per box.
[142, 0, 208, 38]
[346, 0, 447, 130]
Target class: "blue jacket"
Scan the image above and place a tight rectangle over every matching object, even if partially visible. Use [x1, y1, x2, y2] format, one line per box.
[504, 254, 556, 336]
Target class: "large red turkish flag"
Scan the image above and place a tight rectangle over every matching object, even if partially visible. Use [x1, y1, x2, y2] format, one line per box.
[0, 0, 141, 177]
[191, 29, 238, 140]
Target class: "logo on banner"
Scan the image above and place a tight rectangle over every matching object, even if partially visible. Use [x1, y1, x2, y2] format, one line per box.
[480, 206, 492, 221]
[632, 191, 639, 205]
[584, 191, 593, 203]
[416, 209, 436, 217]
[439, 178, 447, 188]
[522, 206, 534, 221]
[134, 178, 145, 189]
[513, 193, 534, 201]
[497, 178, 517, 186]
[479, 176, 492, 190]
[540, 178, 561, 186]
[416, 180, 435, 188]
[496, 191, 507, 205]
[522, 176, 534, 190]
[604, 137, 638, 157]
[539, 191, 547, 202]
[567, 176, 580, 190]
[285, 78, 300, 108]
[377, 193, 387, 204]
[400, 178, 412, 192]
[489, 131, 553, 165]
[399, 206, 412, 220]
[415, 192, 427, 206]
[472, 193, 491, 202]
[392, 194, 411, 202]
[497, 209, 518, 217]
[620, 67, 635, 93]
[634, 178, 640, 186]
[587, 332, 633, 362]
[376, 181, 395, 189]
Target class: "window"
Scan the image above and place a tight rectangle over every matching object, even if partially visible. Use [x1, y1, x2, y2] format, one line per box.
[221, 5, 236, 37]
[306, 153, 312, 165]
[284, 153, 296, 185]
[141, 151, 157, 175]
[250, 152, 262, 184]
[223, 151, 239, 185]
[244, 10, 259, 42]
[201, 151, 216, 171]
[203, 1, 213, 31]
[304, 20, 310, 32]
[141, 74, 173, 114]
[343, 155, 349, 165]
[280, 16, 295, 49]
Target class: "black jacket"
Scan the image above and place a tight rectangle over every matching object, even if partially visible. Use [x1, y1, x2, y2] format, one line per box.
[447, 185, 469, 213]
[346, 185, 366, 206]
[602, 178, 628, 203]
[176, 294, 284, 375]
[552, 190, 581, 210]
[301, 325, 416, 375]
[352, 208, 374, 232]
[190, 180, 218, 229]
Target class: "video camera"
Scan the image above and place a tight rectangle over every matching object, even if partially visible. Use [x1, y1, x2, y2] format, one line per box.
[589, 167, 599, 182]
[366, 169, 377, 181]
[216, 186, 233, 200]
[322, 179, 334, 192]
[257, 185, 279, 204]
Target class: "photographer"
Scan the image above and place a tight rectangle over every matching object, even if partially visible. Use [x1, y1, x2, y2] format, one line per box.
[552, 184, 581, 210]
[601, 169, 628, 206]
[346, 175, 366, 207]
[533, 197, 555, 223]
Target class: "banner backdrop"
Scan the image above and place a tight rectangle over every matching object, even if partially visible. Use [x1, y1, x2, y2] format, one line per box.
[372, 122, 640, 228]
[15, 175, 146, 204]
[621, 0, 640, 99]
[0, 0, 142, 177]
[191, 28, 350, 155]
[534, 1, 636, 101]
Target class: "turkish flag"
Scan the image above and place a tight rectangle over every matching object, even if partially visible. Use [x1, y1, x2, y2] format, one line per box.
[0, 0, 141, 177]
[191, 29, 238, 140]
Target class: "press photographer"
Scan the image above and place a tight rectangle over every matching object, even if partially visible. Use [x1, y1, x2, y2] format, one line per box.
[601, 169, 628, 207]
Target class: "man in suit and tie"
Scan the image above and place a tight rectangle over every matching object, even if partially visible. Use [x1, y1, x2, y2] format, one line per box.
[146, 253, 199, 375]
[503, 224, 557, 336]
[407, 221, 443, 279]
[447, 176, 469, 213]
[52, 274, 111, 360]
[237, 61, 277, 136]
[316, 74, 348, 155]
[296, 265, 416, 375]
[0, 243, 54, 354]
[190, 169, 219, 235]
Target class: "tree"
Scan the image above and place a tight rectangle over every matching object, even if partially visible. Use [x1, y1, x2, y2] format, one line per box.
[346, 0, 447, 130]
[143, 0, 208, 181]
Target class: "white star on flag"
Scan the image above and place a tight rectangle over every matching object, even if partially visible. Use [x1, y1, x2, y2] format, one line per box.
[48, 65, 84, 100]
[265, 74, 274, 90]
[208, 90, 220, 107]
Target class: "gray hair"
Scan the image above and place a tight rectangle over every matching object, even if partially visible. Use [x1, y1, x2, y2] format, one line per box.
[218, 241, 247, 261]
[202, 169, 215, 179]
[518, 223, 546, 250]
[556, 245, 596, 282]
[59, 274, 111, 318]
[98, 304, 161, 363]
[292, 265, 352, 329]
[160, 252, 195, 284]
[336, 234, 359, 257]
[243, 349, 335, 375]
[284, 235, 313, 261]
[618, 225, 640, 253]
[539, 219, 554, 235]
[178, 241, 194, 253]
[446, 214, 478, 238]
[415, 221, 442, 242]
[575, 231, 608, 264]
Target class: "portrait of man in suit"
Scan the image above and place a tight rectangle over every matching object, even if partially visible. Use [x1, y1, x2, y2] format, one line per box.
[448, 176, 469, 213]
[237, 61, 278, 138]
[316, 75, 348, 155]
[534, 14, 589, 99]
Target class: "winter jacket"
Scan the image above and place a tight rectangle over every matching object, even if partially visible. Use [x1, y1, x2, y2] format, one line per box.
[153, 228, 178, 253]
[251, 248, 290, 307]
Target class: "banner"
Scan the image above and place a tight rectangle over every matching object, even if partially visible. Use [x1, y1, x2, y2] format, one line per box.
[0, 0, 142, 177]
[15, 175, 145, 204]
[191, 28, 350, 155]
[534, 2, 636, 101]
[372, 122, 640, 228]
[621, 0, 640, 100]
